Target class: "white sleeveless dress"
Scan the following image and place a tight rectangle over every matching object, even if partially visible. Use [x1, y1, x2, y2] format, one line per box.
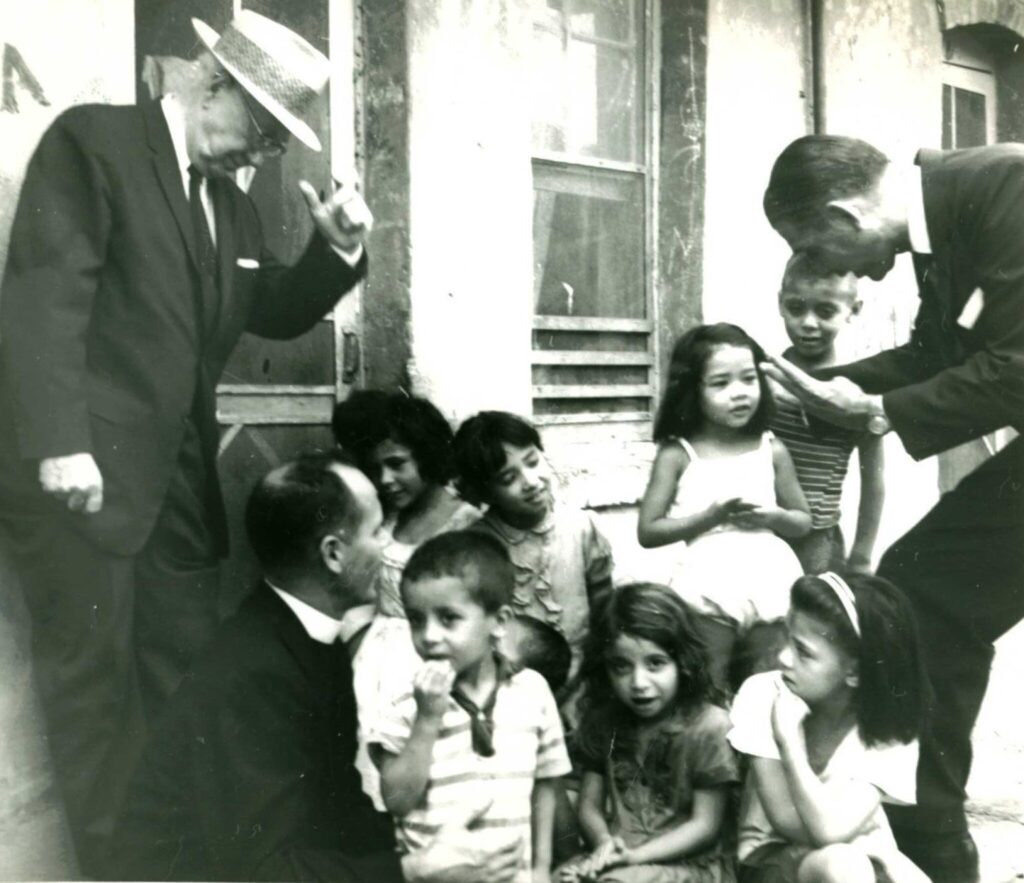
[667, 432, 802, 629]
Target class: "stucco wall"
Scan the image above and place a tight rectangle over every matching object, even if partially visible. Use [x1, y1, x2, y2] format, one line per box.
[402, 0, 535, 420]
[702, 0, 809, 352]
[0, 1, 135, 312]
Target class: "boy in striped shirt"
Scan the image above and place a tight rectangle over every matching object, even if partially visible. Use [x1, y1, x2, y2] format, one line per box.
[770, 254, 886, 574]
[369, 531, 571, 883]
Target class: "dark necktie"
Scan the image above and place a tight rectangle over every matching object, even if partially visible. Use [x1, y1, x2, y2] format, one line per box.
[450, 684, 498, 756]
[188, 165, 217, 280]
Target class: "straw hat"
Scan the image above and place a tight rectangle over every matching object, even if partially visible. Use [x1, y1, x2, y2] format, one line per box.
[192, 11, 329, 151]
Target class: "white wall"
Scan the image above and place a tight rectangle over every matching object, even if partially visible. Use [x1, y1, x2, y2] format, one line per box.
[703, 0, 808, 352]
[405, 0, 535, 421]
[0, 1, 135, 292]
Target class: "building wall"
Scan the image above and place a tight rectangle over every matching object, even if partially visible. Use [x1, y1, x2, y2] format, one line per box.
[702, 0, 809, 352]
[0, 1, 135, 306]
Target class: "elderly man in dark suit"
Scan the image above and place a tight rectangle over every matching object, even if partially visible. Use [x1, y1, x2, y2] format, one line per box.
[113, 454, 523, 883]
[761, 135, 1024, 883]
[0, 11, 372, 873]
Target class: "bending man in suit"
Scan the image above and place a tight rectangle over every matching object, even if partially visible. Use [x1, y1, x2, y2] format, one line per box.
[0, 11, 372, 873]
[760, 134, 1024, 883]
[113, 454, 523, 883]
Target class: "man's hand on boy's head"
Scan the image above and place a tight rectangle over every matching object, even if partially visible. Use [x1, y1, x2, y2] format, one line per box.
[413, 660, 456, 720]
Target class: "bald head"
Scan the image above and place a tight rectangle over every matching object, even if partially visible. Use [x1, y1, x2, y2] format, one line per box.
[245, 453, 377, 581]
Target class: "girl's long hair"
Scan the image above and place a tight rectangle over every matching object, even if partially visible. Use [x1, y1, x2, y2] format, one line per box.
[653, 323, 773, 443]
[790, 573, 930, 746]
[575, 583, 724, 760]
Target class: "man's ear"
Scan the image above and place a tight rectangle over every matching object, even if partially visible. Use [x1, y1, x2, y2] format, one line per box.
[849, 297, 863, 318]
[319, 532, 347, 575]
[824, 199, 867, 230]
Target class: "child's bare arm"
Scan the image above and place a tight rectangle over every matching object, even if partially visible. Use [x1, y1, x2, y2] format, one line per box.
[771, 688, 882, 845]
[615, 786, 729, 866]
[749, 756, 811, 843]
[767, 439, 812, 538]
[531, 777, 558, 880]
[637, 445, 748, 547]
[576, 771, 613, 847]
[373, 661, 454, 817]
[848, 435, 885, 572]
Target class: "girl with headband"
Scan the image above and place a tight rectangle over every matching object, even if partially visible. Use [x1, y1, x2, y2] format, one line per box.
[727, 572, 930, 883]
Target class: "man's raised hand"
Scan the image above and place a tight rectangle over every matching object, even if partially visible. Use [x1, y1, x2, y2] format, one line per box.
[298, 178, 373, 257]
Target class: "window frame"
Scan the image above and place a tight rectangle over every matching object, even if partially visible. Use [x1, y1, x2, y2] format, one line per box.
[529, 0, 660, 432]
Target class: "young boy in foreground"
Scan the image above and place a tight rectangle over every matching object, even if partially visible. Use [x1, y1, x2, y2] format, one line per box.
[369, 531, 572, 883]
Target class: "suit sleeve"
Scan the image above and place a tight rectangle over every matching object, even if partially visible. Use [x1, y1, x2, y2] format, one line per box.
[245, 222, 368, 340]
[876, 163, 1024, 459]
[819, 300, 949, 395]
[196, 669, 398, 882]
[0, 109, 112, 458]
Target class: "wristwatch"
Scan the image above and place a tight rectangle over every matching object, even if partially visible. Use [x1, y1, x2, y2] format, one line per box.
[865, 399, 891, 436]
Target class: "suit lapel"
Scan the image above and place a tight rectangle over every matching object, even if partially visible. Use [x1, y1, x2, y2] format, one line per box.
[913, 150, 964, 365]
[142, 101, 201, 275]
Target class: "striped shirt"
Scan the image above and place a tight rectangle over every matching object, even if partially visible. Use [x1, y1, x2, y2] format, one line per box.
[369, 668, 571, 883]
[770, 395, 865, 529]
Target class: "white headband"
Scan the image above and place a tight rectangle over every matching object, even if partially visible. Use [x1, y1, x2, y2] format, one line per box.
[818, 571, 860, 637]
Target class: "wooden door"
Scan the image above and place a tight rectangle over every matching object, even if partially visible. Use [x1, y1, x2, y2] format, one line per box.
[135, 0, 363, 611]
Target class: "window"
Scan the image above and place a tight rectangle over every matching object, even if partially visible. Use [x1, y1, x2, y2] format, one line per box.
[529, 0, 654, 427]
[942, 30, 995, 149]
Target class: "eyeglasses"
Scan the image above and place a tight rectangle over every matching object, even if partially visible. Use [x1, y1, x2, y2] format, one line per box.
[237, 86, 288, 157]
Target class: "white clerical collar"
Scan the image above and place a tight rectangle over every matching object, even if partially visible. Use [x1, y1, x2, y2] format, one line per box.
[268, 582, 347, 645]
[906, 165, 931, 255]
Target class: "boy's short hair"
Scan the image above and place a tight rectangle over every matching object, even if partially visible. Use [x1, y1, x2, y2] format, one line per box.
[452, 411, 543, 506]
[780, 252, 858, 301]
[507, 615, 572, 694]
[401, 530, 513, 613]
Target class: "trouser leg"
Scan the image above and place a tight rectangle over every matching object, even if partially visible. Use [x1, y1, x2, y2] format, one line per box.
[2, 516, 145, 877]
[879, 438, 1024, 836]
[134, 424, 221, 720]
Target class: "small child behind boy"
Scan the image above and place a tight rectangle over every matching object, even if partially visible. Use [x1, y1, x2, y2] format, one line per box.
[369, 531, 571, 883]
[452, 411, 614, 679]
[770, 254, 885, 574]
[503, 614, 573, 698]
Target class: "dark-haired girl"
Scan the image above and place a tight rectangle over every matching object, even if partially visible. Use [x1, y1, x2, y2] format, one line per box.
[728, 573, 930, 883]
[638, 324, 810, 688]
[332, 391, 480, 806]
[452, 410, 613, 680]
[559, 583, 739, 883]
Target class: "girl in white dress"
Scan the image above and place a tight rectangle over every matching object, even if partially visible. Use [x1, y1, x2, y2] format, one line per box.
[638, 324, 810, 689]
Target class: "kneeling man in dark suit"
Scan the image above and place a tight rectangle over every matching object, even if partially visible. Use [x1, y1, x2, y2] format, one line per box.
[112, 453, 525, 882]
[112, 454, 395, 881]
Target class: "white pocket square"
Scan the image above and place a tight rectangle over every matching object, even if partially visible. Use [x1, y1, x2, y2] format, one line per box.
[236, 257, 260, 269]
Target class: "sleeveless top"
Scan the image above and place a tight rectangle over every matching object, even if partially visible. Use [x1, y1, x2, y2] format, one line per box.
[669, 432, 778, 530]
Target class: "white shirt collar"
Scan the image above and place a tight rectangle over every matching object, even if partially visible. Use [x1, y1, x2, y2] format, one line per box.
[160, 95, 192, 193]
[269, 582, 347, 645]
[906, 165, 931, 255]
